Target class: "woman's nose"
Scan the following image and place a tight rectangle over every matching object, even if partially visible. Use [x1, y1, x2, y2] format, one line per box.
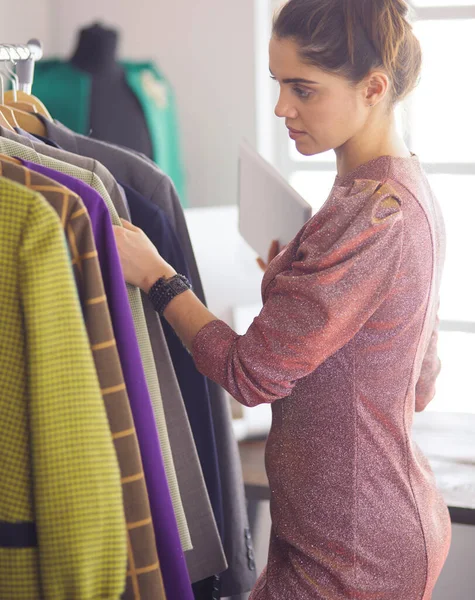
[274, 94, 298, 119]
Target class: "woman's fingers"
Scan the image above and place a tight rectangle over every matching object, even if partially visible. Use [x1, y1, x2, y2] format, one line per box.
[268, 240, 280, 263]
[257, 240, 280, 273]
[256, 257, 267, 272]
[120, 217, 141, 232]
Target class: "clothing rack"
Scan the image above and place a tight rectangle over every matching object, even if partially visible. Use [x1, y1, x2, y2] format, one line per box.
[0, 39, 43, 94]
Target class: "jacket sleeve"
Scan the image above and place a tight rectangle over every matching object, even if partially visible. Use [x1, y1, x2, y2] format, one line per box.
[20, 197, 127, 599]
[415, 310, 442, 412]
[192, 182, 404, 407]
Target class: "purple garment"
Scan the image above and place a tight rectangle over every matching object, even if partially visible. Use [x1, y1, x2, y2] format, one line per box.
[18, 158, 193, 600]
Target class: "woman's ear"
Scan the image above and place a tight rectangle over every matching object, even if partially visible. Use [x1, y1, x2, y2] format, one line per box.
[364, 70, 391, 107]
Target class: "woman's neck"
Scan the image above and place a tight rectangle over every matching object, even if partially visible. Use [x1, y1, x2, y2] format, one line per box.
[335, 112, 411, 179]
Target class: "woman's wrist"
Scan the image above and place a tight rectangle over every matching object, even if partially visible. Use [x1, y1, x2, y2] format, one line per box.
[142, 258, 177, 293]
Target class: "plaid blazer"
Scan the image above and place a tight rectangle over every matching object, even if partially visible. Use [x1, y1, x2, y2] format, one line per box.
[17, 159, 193, 600]
[0, 157, 166, 599]
[0, 177, 126, 599]
[0, 134, 190, 551]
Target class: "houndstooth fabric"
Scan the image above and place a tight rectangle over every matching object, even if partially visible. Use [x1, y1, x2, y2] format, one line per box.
[0, 176, 127, 599]
[0, 135, 190, 551]
[0, 157, 166, 600]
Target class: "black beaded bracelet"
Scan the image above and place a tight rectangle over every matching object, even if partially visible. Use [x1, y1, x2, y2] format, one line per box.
[148, 274, 192, 316]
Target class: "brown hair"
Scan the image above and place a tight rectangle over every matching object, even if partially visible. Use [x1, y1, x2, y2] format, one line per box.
[273, 0, 422, 104]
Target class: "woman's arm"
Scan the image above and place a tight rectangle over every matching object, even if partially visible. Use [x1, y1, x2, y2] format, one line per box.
[114, 219, 218, 351]
[114, 182, 403, 409]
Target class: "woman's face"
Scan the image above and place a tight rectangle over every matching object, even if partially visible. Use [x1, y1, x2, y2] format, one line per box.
[269, 36, 370, 156]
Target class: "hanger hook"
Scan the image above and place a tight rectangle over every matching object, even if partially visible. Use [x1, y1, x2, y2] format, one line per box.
[0, 71, 4, 105]
[3, 47, 19, 101]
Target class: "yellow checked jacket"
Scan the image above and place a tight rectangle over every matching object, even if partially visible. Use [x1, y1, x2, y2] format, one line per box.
[0, 157, 167, 599]
[0, 176, 127, 599]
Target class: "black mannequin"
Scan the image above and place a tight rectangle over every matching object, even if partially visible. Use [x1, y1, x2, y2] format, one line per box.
[69, 23, 154, 159]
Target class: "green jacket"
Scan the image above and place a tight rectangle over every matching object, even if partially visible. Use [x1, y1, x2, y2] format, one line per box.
[33, 59, 187, 205]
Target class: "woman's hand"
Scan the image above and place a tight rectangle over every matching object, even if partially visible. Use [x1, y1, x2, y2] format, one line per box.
[256, 240, 280, 272]
[113, 219, 177, 292]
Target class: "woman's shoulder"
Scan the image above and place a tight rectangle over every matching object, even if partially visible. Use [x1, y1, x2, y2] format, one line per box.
[303, 178, 403, 243]
[333, 177, 403, 206]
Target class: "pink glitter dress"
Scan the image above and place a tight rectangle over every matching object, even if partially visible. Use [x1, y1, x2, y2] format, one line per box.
[192, 155, 451, 599]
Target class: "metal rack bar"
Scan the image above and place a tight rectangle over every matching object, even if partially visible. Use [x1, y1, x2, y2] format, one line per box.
[0, 39, 43, 94]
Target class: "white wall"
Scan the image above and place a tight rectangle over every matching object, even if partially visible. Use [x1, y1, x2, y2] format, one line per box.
[0, 0, 53, 55]
[46, 0, 258, 208]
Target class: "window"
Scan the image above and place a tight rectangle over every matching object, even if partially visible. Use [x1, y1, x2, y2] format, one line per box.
[261, 0, 475, 414]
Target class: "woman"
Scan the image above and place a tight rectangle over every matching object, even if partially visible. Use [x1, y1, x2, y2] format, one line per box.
[114, 0, 451, 597]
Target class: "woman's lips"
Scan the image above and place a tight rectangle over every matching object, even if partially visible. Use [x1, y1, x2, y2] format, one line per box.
[288, 128, 307, 140]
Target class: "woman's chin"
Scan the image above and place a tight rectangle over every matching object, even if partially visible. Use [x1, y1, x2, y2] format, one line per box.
[294, 139, 321, 157]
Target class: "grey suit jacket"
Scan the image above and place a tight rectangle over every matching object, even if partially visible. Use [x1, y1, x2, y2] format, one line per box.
[0, 125, 227, 583]
[41, 121, 257, 595]
[107, 186, 228, 584]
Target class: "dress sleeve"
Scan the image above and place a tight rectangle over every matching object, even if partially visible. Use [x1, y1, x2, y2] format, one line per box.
[415, 309, 442, 412]
[192, 181, 404, 407]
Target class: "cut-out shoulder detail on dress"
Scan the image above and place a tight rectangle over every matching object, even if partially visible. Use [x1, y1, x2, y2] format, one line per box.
[192, 155, 450, 600]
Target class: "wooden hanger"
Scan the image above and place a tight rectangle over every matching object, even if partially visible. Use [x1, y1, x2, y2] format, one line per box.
[4, 90, 52, 121]
[10, 108, 46, 136]
[2, 44, 52, 120]
[0, 74, 16, 131]
[0, 153, 21, 165]
[0, 103, 20, 129]
[0, 108, 14, 131]
[0, 62, 46, 135]
[6, 99, 38, 113]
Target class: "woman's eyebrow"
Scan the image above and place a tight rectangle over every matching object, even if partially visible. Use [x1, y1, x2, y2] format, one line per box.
[269, 68, 319, 85]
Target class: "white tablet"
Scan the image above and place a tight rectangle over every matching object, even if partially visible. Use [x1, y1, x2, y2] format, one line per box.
[238, 140, 312, 260]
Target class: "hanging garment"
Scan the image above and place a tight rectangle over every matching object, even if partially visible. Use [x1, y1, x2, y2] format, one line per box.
[17, 158, 194, 600]
[28, 118, 257, 596]
[17, 157, 195, 600]
[32, 60, 187, 205]
[0, 177, 127, 599]
[123, 182, 223, 530]
[15, 129, 220, 536]
[192, 158, 451, 600]
[15, 128, 58, 147]
[121, 183, 229, 585]
[32, 120, 200, 294]
[0, 130, 191, 555]
[8, 123, 222, 531]
[5, 127, 192, 549]
[0, 156, 166, 600]
[122, 183, 226, 599]
[112, 181, 229, 579]
[15, 119, 228, 582]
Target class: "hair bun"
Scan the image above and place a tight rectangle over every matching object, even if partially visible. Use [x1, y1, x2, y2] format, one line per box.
[274, 0, 422, 104]
[346, 0, 411, 73]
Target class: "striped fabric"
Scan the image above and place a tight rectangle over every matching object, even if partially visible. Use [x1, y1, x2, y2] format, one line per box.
[0, 136, 191, 550]
[0, 156, 166, 600]
[0, 177, 127, 599]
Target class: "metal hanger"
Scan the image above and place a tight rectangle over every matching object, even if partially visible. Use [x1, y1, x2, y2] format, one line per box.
[0, 47, 46, 135]
[0, 68, 14, 131]
[3, 40, 53, 121]
[3, 45, 37, 113]
[0, 58, 20, 130]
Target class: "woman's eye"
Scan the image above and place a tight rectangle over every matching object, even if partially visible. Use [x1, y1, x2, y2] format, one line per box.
[293, 86, 311, 99]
